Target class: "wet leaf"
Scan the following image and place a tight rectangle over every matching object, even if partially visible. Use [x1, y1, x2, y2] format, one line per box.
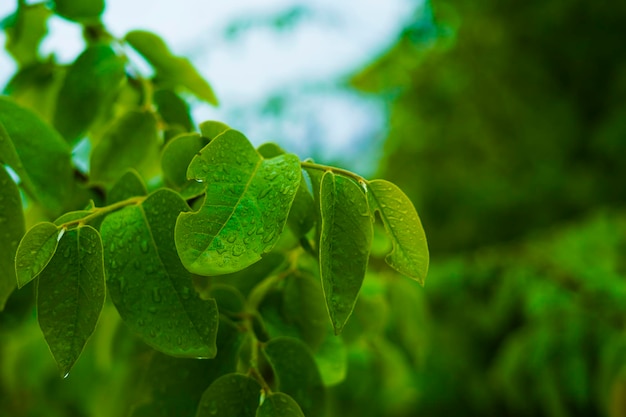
[161, 133, 208, 199]
[368, 179, 429, 284]
[107, 169, 147, 205]
[53, 44, 126, 143]
[0, 166, 25, 310]
[319, 171, 373, 334]
[37, 225, 105, 376]
[100, 189, 219, 358]
[257, 392, 305, 417]
[52, 0, 105, 22]
[195, 373, 261, 417]
[15, 222, 61, 289]
[4, 3, 51, 67]
[175, 130, 300, 275]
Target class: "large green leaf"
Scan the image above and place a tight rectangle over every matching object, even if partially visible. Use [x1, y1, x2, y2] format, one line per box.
[175, 130, 301, 275]
[4, 3, 51, 67]
[36, 225, 105, 377]
[0, 98, 76, 215]
[195, 373, 261, 417]
[125, 30, 218, 105]
[53, 44, 126, 144]
[0, 166, 25, 310]
[100, 189, 219, 358]
[257, 392, 305, 417]
[52, 0, 105, 22]
[15, 222, 61, 289]
[161, 133, 208, 199]
[368, 179, 429, 284]
[263, 337, 326, 417]
[90, 110, 160, 185]
[319, 171, 373, 334]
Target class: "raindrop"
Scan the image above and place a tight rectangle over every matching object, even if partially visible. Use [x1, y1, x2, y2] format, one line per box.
[140, 240, 149, 253]
[152, 288, 162, 303]
[226, 235, 236, 244]
[109, 242, 116, 252]
[63, 372, 70, 379]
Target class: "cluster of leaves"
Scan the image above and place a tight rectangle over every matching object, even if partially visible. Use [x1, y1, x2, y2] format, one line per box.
[0, 1, 428, 416]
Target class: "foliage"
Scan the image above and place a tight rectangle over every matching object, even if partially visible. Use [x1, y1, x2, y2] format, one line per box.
[0, 1, 428, 416]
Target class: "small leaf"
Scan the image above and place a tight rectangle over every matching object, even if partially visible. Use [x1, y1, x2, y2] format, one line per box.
[153, 89, 194, 135]
[195, 373, 261, 417]
[52, 0, 105, 22]
[90, 110, 160, 185]
[161, 133, 208, 199]
[53, 44, 126, 143]
[37, 225, 105, 377]
[175, 130, 301, 276]
[107, 169, 147, 205]
[319, 171, 373, 334]
[4, 3, 51, 67]
[125, 30, 218, 105]
[313, 330, 347, 386]
[100, 189, 219, 358]
[368, 179, 429, 284]
[257, 392, 305, 417]
[263, 337, 326, 417]
[282, 272, 328, 349]
[199, 120, 229, 140]
[15, 222, 61, 289]
[0, 166, 25, 310]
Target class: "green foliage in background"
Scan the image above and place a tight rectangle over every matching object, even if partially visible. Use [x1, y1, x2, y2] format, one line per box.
[0, 1, 429, 416]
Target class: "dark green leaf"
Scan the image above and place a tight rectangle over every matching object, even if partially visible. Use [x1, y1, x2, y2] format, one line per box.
[0, 166, 25, 310]
[107, 169, 147, 205]
[90, 110, 160, 185]
[208, 252, 286, 297]
[52, 0, 105, 22]
[175, 130, 301, 275]
[195, 373, 261, 417]
[4, 3, 51, 67]
[53, 44, 126, 143]
[15, 222, 61, 289]
[161, 133, 208, 199]
[125, 30, 218, 105]
[282, 272, 328, 349]
[100, 189, 219, 358]
[319, 171, 373, 334]
[153, 89, 194, 134]
[199, 120, 229, 140]
[209, 285, 246, 317]
[257, 392, 305, 417]
[37, 225, 105, 377]
[263, 336, 326, 417]
[0, 97, 76, 215]
[368, 179, 429, 284]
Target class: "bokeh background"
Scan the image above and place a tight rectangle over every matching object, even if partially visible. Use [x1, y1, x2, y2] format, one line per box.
[2, 0, 626, 416]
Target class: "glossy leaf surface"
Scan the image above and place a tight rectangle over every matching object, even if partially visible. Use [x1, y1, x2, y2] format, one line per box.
[257, 392, 305, 417]
[368, 179, 429, 284]
[319, 171, 373, 334]
[100, 189, 219, 357]
[15, 222, 61, 289]
[37, 225, 105, 376]
[0, 166, 25, 310]
[195, 373, 261, 417]
[175, 130, 300, 275]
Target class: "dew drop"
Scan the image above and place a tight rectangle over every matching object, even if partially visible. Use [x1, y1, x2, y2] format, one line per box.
[140, 240, 149, 253]
[63, 372, 70, 379]
[152, 288, 162, 303]
[226, 235, 236, 244]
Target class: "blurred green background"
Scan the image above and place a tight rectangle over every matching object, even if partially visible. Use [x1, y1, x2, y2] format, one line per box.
[2, 0, 626, 416]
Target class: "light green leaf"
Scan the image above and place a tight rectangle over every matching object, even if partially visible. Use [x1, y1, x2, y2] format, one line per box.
[107, 169, 147, 205]
[257, 392, 305, 417]
[368, 179, 429, 284]
[199, 120, 229, 140]
[175, 130, 301, 276]
[319, 171, 373, 334]
[161, 133, 208, 199]
[37, 225, 105, 377]
[52, 0, 105, 22]
[125, 30, 218, 105]
[90, 110, 160, 185]
[263, 337, 326, 417]
[153, 89, 194, 135]
[313, 330, 347, 386]
[195, 373, 261, 417]
[0, 166, 25, 310]
[4, 3, 51, 67]
[15, 222, 61, 289]
[100, 189, 219, 358]
[53, 44, 126, 144]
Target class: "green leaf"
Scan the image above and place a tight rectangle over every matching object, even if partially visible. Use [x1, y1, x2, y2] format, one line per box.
[0, 166, 25, 310]
[319, 171, 373, 334]
[36, 225, 105, 377]
[195, 373, 261, 417]
[0, 97, 76, 215]
[53, 44, 126, 144]
[107, 169, 147, 205]
[313, 330, 347, 386]
[199, 120, 230, 140]
[175, 130, 301, 275]
[15, 222, 61, 289]
[125, 30, 218, 105]
[100, 189, 219, 358]
[282, 272, 328, 349]
[52, 0, 105, 22]
[263, 337, 326, 417]
[257, 392, 305, 417]
[4, 3, 51, 67]
[90, 110, 160, 185]
[368, 179, 429, 284]
[161, 133, 208, 199]
[153, 89, 194, 135]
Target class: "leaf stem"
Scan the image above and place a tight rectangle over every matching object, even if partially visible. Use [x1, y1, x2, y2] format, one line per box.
[59, 196, 145, 229]
[300, 161, 368, 186]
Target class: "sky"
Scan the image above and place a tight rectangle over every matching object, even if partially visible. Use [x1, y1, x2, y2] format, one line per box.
[0, 0, 416, 174]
